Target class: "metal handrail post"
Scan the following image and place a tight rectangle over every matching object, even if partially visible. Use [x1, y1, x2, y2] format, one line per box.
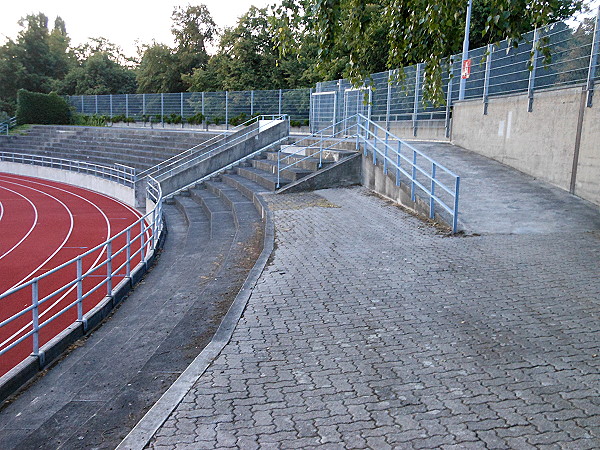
[32, 280, 39, 356]
[106, 241, 113, 295]
[586, 7, 600, 107]
[430, 163, 437, 219]
[396, 141, 402, 186]
[126, 229, 131, 278]
[77, 257, 83, 322]
[411, 150, 417, 201]
[372, 126, 377, 165]
[453, 177, 461, 233]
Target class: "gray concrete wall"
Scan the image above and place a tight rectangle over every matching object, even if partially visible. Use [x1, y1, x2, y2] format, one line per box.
[575, 101, 600, 205]
[375, 119, 449, 141]
[451, 86, 600, 206]
[452, 87, 583, 193]
[0, 161, 135, 206]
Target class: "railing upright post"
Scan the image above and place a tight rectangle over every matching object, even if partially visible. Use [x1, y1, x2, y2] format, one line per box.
[430, 163, 437, 219]
[126, 229, 131, 278]
[586, 7, 600, 107]
[81, 96, 84, 114]
[528, 28, 540, 113]
[140, 220, 146, 263]
[453, 177, 461, 234]
[32, 280, 39, 356]
[413, 63, 422, 137]
[483, 44, 493, 115]
[445, 59, 454, 138]
[77, 257, 83, 322]
[95, 95, 98, 115]
[373, 126, 377, 165]
[396, 141, 402, 186]
[142, 94, 145, 117]
[110, 94, 113, 118]
[251, 90, 255, 116]
[125, 94, 129, 120]
[107, 241, 113, 295]
[411, 150, 417, 202]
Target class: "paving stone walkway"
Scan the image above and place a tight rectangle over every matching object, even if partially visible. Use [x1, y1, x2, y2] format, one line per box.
[147, 187, 600, 449]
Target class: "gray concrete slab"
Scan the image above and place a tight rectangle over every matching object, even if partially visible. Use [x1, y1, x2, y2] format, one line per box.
[408, 141, 600, 234]
[145, 187, 600, 449]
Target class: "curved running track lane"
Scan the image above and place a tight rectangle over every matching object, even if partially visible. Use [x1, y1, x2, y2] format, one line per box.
[0, 173, 146, 377]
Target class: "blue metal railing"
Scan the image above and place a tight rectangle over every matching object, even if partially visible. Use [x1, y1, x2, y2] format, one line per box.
[0, 117, 17, 135]
[355, 114, 460, 233]
[276, 114, 461, 233]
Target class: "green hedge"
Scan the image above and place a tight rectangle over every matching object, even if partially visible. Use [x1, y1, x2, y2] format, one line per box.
[16, 89, 71, 125]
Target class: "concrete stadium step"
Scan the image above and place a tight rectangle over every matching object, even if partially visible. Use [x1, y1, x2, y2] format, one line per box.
[251, 158, 313, 181]
[264, 151, 331, 172]
[222, 173, 269, 200]
[236, 166, 291, 191]
[203, 180, 261, 229]
[187, 186, 235, 238]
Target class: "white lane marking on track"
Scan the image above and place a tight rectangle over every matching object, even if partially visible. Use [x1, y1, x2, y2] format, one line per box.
[0, 200, 4, 222]
[0, 175, 114, 352]
[0, 180, 74, 291]
[0, 186, 38, 261]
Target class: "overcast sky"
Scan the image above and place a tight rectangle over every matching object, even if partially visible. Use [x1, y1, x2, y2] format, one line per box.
[1, 0, 276, 57]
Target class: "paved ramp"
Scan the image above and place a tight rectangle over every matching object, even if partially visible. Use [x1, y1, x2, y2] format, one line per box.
[410, 141, 600, 234]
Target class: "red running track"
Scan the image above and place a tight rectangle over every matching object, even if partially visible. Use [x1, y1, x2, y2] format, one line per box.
[0, 173, 147, 377]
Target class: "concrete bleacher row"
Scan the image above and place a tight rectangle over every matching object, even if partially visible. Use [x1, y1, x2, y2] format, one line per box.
[0, 125, 220, 171]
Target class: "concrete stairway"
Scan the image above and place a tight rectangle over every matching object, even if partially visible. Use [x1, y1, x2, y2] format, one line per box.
[0, 125, 219, 171]
[233, 137, 361, 192]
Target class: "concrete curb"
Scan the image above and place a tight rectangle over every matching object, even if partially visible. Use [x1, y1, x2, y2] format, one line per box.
[116, 193, 274, 450]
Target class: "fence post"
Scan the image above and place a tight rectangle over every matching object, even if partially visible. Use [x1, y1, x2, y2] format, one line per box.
[95, 95, 98, 115]
[142, 94, 145, 117]
[181, 92, 184, 128]
[586, 7, 600, 107]
[110, 95, 113, 118]
[32, 280, 39, 357]
[251, 90, 254, 116]
[125, 94, 129, 120]
[528, 28, 540, 112]
[483, 44, 493, 115]
[445, 59, 454, 138]
[160, 93, 164, 127]
[386, 70, 393, 131]
[225, 91, 229, 130]
[430, 163, 436, 219]
[81, 96, 84, 114]
[77, 257, 83, 323]
[413, 63, 422, 137]
[278, 89, 283, 115]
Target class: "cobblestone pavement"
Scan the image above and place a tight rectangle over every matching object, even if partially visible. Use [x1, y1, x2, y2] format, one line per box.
[149, 187, 600, 449]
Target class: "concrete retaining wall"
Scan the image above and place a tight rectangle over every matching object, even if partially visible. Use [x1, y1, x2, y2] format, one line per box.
[451, 86, 600, 206]
[376, 119, 449, 141]
[160, 120, 289, 196]
[0, 162, 135, 206]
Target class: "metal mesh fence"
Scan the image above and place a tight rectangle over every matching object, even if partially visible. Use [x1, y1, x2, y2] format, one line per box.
[68, 11, 599, 133]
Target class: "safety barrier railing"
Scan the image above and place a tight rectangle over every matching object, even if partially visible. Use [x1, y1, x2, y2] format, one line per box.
[0, 165, 163, 374]
[166, 136, 289, 199]
[355, 114, 460, 233]
[141, 114, 288, 181]
[0, 117, 17, 135]
[276, 119, 358, 188]
[0, 152, 136, 187]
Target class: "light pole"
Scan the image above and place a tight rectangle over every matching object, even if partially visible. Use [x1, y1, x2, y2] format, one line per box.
[458, 0, 473, 101]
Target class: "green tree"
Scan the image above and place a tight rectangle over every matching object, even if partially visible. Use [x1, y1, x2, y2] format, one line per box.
[275, 0, 584, 102]
[58, 53, 137, 95]
[137, 44, 186, 93]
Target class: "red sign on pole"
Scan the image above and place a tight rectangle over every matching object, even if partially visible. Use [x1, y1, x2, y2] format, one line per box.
[461, 58, 472, 79]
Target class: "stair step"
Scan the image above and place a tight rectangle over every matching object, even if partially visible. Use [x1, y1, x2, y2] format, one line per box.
[251, 159, 312, 181]
[222, 173, 269, 201]
[187, 187, 235, 239]
[264, 152, 330, 172]
[236, 166, 291, 192]
[204, 180, 261, 228]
